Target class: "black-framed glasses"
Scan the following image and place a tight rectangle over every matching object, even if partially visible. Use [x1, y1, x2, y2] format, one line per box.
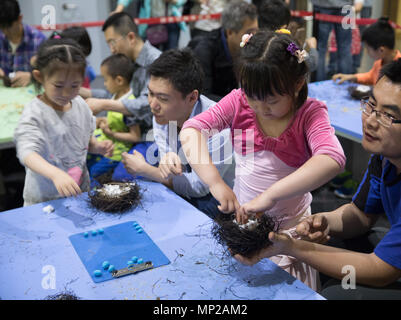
[360, 97, 401, 128]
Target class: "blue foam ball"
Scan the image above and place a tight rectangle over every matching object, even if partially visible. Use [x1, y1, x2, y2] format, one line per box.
[93, 270, 102, 277]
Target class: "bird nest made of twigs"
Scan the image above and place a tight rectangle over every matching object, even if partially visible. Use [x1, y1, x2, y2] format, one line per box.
[211, 213, 279, 258]
[45, 290, 80, 300]
[88, 182, 142, 213]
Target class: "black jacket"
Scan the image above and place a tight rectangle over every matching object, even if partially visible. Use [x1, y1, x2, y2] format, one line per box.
[188, 28, 239, 102]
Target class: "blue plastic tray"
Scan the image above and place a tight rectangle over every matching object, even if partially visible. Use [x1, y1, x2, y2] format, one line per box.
[69, 221, 170, 283]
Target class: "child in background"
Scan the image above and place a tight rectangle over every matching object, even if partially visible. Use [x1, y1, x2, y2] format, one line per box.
[59, 27, 96, 89]
[180, 30, 346, 290]
[14, 38, 114, 206]
[87, 54, 141, 179]
[333, 17, 401, 85]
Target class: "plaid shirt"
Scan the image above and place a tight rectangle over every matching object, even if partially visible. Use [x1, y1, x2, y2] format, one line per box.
[0, 24, 46, 75]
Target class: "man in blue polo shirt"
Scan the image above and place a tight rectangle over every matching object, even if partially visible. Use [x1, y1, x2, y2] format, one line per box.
[234, 59, 401, 299]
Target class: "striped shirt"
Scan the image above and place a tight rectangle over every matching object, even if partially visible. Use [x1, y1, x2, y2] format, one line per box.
[0, 24, 46, 75]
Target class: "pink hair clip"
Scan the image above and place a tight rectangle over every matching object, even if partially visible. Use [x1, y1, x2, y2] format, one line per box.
[54, 35, 61, 39]
[240, 33, 253, 48]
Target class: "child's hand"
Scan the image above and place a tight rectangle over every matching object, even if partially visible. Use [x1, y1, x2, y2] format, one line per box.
[99, 120, 113, 137]
[96, 140, 114, 157]
[236, 192, 276, 224]
[52, 170, 82, 198]
[96, 117, 107, 129]
[332, 73, 356, 84]
[295, 215, 330, 244]
[159, 152, 183, 180]
[121, 151, 147, 176]
[209, 181, 239, 213]
[233, 232, 291, 266]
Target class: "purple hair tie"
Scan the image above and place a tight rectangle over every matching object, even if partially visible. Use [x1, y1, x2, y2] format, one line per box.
[286, 42, 299, 55]
[286, 42, 308, 63]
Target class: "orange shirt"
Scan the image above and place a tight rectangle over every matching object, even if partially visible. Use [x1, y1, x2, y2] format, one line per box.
[356, 50, 401, 85]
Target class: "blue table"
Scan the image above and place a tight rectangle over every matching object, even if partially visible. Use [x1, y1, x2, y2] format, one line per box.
[0, 180, 323, 300]
[308, 80, 363, 143]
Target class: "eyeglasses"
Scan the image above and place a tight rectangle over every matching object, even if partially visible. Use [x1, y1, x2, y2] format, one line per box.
[360, 98, 401, 128]
[107, 36, 124, 48]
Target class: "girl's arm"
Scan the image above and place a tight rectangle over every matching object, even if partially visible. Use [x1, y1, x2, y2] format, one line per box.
[23, 152, 81, 197]
[237, 154, 342, 221]
[180, 128, 239, 213]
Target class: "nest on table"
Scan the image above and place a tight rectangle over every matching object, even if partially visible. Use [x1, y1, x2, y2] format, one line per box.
[45, 290, 80, 300]
[211, 213, 279, 258]
[348, 84, 372, 100]
[88, 181, 142, 214]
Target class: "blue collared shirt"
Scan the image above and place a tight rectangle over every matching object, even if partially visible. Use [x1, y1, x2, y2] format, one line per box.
[152, 95, 235, 199]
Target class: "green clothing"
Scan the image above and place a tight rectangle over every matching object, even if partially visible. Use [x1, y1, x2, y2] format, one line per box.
[94, 92, 136, 161]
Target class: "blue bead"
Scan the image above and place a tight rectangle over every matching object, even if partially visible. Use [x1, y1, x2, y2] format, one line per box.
[132, 222, 138, 227]
[108, 265, 115, 272]
[137, 258, 143, 264]
[102, 261, 110, 270]
[91, 230, 97, 236]
[83, 232, 89, 238]
[93, 270, 102, 277]
[127, 260, 133, 265]
[135, 225, 141, 230]
[137, 228, 143, 233]
[131, 256, 138, 263]
[98, 228, 104, 234]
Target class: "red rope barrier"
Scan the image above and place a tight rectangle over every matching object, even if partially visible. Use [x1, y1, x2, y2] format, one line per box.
[33, 10, 401, 31]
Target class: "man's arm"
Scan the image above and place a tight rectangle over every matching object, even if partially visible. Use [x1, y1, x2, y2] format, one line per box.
[284, 236, 401, 287]
[318, 202, 379, 239]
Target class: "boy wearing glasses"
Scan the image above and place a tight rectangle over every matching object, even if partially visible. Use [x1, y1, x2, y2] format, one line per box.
[234, 59, 401, 299]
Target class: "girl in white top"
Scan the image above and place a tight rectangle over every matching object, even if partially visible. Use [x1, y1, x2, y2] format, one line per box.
[14, 38, 114, 206]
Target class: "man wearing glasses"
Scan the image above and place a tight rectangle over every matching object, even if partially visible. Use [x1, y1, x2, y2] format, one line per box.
[234, 59, 401, 299]
[84, 12, 161, 131]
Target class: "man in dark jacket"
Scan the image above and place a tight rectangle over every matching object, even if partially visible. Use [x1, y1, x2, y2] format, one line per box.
[188, 1, 258, 102]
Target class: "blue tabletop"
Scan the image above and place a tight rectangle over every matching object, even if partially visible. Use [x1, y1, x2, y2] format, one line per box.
[0, 180, 323, 300]
[308, 80, 364, 143]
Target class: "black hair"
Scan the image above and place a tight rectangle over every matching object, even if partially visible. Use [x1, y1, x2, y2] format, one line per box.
[362, 17, 395, 50]
[258, 0, 291, 31]
[148, 48, 204, 97]
[31, 38, 87, 91]
[60, 26, 92, 57]
[102, 12, 138, 36]
[0, 0, 20, 28]
[101, 53, 135, 83]
[238, 30, 309, 110]
[379, 58, 401, 85]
